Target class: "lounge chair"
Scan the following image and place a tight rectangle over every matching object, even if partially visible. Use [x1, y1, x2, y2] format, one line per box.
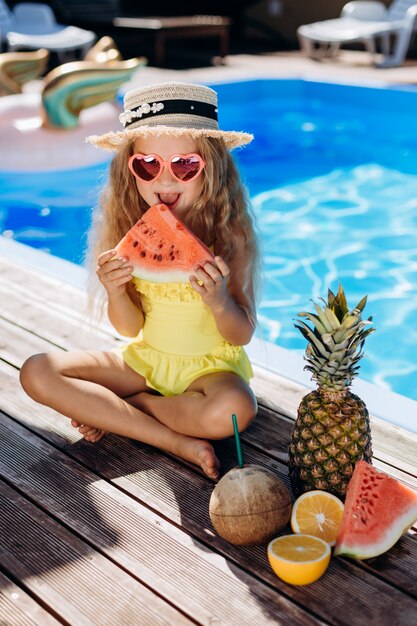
[0, 1, 96, 61]
[297, 0, 417, 67]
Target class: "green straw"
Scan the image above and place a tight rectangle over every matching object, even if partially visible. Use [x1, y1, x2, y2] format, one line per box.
[232, 413, 244, 468]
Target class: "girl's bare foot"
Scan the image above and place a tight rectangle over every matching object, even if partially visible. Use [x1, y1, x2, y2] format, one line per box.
[70, 419, 108, 443]
[177, 438, 220, 480]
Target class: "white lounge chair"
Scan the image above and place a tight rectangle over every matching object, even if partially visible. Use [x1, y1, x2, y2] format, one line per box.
[0, 1, 96, 61]
[297, 0, 417, 67]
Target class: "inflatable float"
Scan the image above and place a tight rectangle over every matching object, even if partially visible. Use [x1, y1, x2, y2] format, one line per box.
[0, 37, 146, 171]
[0, 48, 49, 96]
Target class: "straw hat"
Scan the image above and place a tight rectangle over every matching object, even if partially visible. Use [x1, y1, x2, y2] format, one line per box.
[86, 81, 253, 151]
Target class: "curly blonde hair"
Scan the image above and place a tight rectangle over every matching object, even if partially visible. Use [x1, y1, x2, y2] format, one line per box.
[86, 136, 260, 315]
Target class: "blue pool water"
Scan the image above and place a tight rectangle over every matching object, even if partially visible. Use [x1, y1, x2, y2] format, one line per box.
[1, 79, 417, 401]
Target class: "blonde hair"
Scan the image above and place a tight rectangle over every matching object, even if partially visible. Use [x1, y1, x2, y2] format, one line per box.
[86, 136, 260, 315]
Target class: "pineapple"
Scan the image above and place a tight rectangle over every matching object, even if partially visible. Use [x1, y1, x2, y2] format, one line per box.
[288, 284, 375, 499]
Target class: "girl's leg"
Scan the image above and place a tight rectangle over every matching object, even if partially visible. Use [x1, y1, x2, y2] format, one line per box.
[19, 351, 220, 479]
[126, 372, 258, 439]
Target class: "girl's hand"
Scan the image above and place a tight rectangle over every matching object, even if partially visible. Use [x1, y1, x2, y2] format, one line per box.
[189, 256, 231, 310]
[96, 249, 133, 297]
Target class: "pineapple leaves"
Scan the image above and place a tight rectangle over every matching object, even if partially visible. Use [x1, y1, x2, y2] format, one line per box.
[323, 306, 341, 331]
[328, 284, 348, 321]
[294, 322, 331, 358]
[335, 284, 348, 315]
[314, 303, 339, 332]
[297, 311, 328, 336]
[354, 295, 368, 314]
[294, 284, 375, 388]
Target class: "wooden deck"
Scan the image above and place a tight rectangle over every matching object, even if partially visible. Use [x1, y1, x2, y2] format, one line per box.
[1, 252, 417, 626]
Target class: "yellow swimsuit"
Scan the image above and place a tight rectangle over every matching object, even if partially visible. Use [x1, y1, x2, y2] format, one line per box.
[118, 277, 253, 396]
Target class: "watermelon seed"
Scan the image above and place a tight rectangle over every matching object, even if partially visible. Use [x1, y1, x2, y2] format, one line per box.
[133, 241, 138, 247]
[140, 251, 146, 257]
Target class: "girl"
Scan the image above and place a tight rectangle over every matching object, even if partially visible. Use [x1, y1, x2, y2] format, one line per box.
[20, 81, 260, 480]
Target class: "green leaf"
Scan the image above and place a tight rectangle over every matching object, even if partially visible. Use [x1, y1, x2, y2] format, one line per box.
[355, 295, 368, 313]
[327, 288, 336, 309]
[314, 303, 334, 332]
[297, 312, 328, 336]
[323, 306, 341, 331]
[295, 322, 331, 359]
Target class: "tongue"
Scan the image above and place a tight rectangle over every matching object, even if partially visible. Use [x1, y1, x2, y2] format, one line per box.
[158, 193, 180, 206]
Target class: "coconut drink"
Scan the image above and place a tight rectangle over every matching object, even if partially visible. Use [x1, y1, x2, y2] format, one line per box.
[209, 415, 292, 546]
[209, 464, 292, 546]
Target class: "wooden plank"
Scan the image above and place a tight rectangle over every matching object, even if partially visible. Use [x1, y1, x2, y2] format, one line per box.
[2, 303, 417, 485]
[365, 418, 417, 477]
[0, 316, 62, 368]
[0, 415, 321, 626]
[0, 284, 113, 352]
[0, 481, 195, 626]
[0, 256, 114, 341]
[2, 412, 417, 625]
[0, 570, 60, 626]
[0, 255, 89, 318]
[251, 364, 305, 418]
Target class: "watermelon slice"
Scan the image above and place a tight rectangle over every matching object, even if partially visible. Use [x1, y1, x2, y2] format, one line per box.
[115, 204, 214, 283]
[334, 460, 417, 560]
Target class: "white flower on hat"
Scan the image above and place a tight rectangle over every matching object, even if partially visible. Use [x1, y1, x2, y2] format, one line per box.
[119, 101, 164, 125]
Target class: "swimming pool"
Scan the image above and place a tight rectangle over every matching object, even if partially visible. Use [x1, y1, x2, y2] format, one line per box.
[1, 79, 417, 401]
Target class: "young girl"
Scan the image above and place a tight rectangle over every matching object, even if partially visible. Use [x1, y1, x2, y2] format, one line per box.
[20, 81, 260, 480]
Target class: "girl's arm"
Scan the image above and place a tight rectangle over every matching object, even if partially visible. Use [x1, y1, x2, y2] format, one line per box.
[107, 289, 144, 337]
[97, 249, 144, 337]
[189, 244, 256, 346]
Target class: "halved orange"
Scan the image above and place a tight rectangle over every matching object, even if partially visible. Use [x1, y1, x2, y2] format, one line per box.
[291, 490, 344, 546]
[268, 534, 331, 585]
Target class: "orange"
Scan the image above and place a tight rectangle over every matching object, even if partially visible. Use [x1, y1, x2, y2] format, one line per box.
[291, 490, 344, 546]
[267, 534, 331, 585]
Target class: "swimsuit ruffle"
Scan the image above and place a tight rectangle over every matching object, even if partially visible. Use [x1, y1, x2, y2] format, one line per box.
[119, 339, 252, 397]
[132, 277, 201, 302]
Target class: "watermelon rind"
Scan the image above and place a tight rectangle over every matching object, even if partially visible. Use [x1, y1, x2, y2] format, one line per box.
[334, 460, 417, 560]
[334, 506, 417, 559]
[131, 266, 193, 283]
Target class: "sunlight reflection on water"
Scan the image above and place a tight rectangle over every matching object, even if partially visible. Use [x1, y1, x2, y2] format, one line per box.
[253, 164, 417, 399]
